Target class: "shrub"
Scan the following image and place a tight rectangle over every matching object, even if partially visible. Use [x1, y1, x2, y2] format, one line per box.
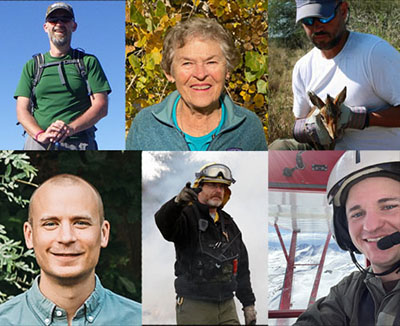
[0, 151, 38, 303]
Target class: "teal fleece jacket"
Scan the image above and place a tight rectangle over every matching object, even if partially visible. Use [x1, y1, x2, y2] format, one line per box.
[126, 90, 268, 151]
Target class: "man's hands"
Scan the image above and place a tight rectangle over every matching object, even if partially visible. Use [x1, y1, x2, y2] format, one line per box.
[36, 120, 74, 144]
[293, 109, 333, 148]
[243, 305, 257, 325]
[174, 182, 201, 206]
[337, 103, 367, 132]
[294, 104, 368, 148]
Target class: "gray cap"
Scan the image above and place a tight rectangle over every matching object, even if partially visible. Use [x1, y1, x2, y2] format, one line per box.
[46, 2, 74, 20]
[295, 0, 337, 23]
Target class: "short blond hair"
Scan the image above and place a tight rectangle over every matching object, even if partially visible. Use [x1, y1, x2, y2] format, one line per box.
[161, 17, 240, 76]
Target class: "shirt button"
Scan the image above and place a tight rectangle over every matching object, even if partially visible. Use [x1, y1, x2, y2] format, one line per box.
[56, 310, 62, 317]
[44, 318, 50, 325]
[88, 316, 94, 322]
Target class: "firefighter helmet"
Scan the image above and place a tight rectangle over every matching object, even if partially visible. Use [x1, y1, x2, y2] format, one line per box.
[193, 163, 235, 207]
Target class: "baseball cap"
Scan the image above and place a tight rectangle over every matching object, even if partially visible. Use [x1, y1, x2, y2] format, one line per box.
[45, 2, 75, 21]
[295, 0, 337, 23]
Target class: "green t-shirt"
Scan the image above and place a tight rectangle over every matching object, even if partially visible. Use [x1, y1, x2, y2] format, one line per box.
[14, 50, 111, 130]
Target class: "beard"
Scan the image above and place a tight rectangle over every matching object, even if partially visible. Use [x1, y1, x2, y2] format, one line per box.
[308, 27, 347, 51]
[49, 29, 71, 47]
[206, 197, 223, 208]
[310, 33, 340, 50]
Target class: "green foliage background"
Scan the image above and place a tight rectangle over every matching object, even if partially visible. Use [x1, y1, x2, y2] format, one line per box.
[0, 151, 141, 303]
[126, 0, 268, 140]
[268, 0, 400, 143]
[0, 151, 38, 303]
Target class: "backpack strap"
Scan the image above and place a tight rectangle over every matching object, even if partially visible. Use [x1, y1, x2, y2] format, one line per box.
[28, 49, 92, 114]
[72, 48, 92, 96]
[30, 53, 45, 114]
[30, 53, 67, 111]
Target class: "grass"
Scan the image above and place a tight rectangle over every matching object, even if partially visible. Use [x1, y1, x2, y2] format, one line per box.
[268, 41, 309, 143]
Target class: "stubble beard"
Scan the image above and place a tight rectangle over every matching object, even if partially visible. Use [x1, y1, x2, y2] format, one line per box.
[309, 27, 346, 51]
[49, 30, 71, 47]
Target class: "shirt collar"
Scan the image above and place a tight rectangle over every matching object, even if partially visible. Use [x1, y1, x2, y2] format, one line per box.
[171, 94, 226, 134]
[26, 274, 105, 325]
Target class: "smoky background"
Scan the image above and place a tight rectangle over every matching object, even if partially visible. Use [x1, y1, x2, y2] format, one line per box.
[141, 151, 268, 325]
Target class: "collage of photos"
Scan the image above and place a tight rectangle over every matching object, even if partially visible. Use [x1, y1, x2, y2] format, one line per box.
[0, 0, 399, 326]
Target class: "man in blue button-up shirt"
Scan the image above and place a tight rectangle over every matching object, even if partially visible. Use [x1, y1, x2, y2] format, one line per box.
[0, 174, 141, 326]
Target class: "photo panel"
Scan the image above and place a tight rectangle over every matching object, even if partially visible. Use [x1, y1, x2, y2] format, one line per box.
[268, 150, 400, 325]
[126, 0, 267, 151]
[2, 1, 125, 150]
[268, 0, 400, 150]
[0, 151, 141, 323]
[142, 151, 268, 325]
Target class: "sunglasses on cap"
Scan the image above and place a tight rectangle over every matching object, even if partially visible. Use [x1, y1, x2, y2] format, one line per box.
[196, 164, 236, 183]
[301, 2, 342, 26]
[47, 16, 73, 24]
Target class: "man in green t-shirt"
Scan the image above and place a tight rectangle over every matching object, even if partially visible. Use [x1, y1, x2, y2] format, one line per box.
[15, 2, 111, 150]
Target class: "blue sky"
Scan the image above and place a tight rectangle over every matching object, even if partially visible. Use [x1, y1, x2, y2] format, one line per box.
[0, 0, 125, 150]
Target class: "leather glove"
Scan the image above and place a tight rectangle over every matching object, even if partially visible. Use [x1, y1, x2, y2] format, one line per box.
[243, 305, 257, 325]
[293, 109, 333, 147]
[174, 182, 199, 206]
[337, 104, 368, 132]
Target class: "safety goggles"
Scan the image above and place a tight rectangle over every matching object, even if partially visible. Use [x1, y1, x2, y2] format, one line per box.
[196, 164, 236, 183]
[47, 16, 73, 24]
[301, 2, 342, 26]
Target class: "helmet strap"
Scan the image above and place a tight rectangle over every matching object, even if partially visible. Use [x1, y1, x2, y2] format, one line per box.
[349, 251, 400, 277]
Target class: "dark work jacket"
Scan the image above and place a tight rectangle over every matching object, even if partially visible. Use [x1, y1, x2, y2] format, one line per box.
[294, 269, 400, 326]
[155, 198, 255, 308]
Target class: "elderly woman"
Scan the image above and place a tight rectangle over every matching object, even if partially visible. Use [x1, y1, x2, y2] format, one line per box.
[126, 17, 267, 151]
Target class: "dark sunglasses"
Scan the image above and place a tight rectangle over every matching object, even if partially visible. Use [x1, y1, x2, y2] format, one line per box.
[47, 16, 73, 24]
[302, 2, 342, 26]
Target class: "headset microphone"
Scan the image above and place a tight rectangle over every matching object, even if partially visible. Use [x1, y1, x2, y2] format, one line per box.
[377, 232, 400, 250]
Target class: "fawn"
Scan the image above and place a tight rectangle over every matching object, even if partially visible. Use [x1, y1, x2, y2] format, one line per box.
[306, 86, 347, 150]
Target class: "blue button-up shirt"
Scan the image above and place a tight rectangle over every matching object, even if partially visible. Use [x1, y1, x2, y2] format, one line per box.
[0, 275, 142, 325]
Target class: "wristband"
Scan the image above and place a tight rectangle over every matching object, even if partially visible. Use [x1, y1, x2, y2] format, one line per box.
[35, 130, 45, 141]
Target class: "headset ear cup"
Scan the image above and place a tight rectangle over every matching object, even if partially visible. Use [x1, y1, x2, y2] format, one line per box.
[333, 206, 361, 254]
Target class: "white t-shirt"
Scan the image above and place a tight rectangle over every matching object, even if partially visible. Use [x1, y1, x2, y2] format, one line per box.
[292, 31, 400, 149]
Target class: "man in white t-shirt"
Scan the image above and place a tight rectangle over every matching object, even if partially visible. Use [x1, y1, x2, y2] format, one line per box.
[270, 0, 400, 150]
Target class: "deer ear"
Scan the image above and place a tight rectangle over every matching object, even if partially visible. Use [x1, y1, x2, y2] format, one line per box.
[326, 95, 333, 106]
[334, 86, 347, 106]
[308, 91, 325, 109]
